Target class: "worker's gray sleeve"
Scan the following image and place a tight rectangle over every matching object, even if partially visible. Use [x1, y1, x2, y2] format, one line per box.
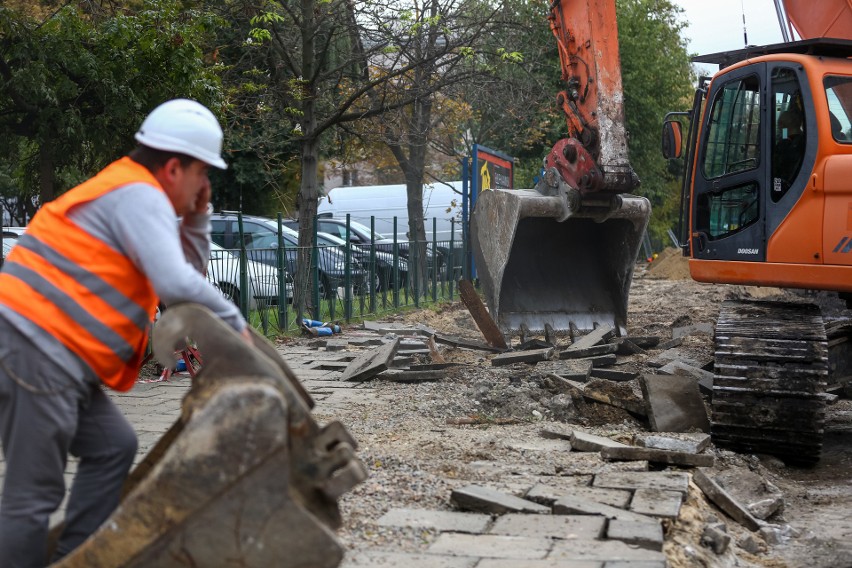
[68, 185, 245, 332]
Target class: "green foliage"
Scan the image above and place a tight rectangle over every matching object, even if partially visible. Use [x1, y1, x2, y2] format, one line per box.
[0, 1, 222, 207]
[616, 0, 694, 247]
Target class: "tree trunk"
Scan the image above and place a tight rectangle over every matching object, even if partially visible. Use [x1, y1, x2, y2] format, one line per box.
[39, 140, 54, 206]
[293, 0, 319, 322]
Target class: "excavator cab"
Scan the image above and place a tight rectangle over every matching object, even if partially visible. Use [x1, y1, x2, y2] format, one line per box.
[663, 37, 852, 464]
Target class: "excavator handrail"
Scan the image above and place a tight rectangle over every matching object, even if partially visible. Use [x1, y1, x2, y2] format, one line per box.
[693, 37, 852, 69]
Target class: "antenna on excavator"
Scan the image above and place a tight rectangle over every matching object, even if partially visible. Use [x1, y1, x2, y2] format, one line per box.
[741, 0, 749, 46]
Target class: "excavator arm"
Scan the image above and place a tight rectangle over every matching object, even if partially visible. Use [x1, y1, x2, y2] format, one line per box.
[546, 0, 639, 194]
[470, 0, 650, 337]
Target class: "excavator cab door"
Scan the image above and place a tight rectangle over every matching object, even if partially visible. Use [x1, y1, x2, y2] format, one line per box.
[691, 62, 818, 263]
[691, 64, 767, 261]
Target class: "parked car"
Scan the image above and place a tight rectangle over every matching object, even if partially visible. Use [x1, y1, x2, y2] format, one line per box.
[1, 233, 18, 265]
[291, 216, 445, 278]
[210, 213, 367, 299]
[207, 242, 292, 310]
[315, 232, 408, 292]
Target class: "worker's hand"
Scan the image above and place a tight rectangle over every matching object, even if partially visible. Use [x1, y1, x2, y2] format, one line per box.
[189, 176, 212, 217]
[240, 326, 254, 347]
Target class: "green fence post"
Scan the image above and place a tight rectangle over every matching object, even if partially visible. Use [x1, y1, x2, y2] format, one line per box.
[344, 214, 352, 323]
[237, 212, 249, 320]
[393, 217, 400, 309]
[312, 215, 320, 321]
[432, 217, 438, 302]
[370, 216, 376, 314]
[277, 213, 288, 333]
[449, 219, 455, 300]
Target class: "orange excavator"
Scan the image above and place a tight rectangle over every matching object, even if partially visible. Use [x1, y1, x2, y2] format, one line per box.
[662, 0, 852, 462]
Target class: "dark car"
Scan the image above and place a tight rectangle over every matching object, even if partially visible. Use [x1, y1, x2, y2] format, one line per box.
[285, 216, 445, 278]
[211, 213, 367, 298]
[316, 232, 408, 291]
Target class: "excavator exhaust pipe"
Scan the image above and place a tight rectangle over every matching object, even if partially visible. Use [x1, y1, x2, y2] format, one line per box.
[53, 303, 367, 568]
[471, 169, 650, 335]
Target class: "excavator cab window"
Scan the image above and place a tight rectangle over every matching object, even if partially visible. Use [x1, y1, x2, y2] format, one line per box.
[697, 74, 762, 241]
[825, 76, 852, 143]
[703, 75, 761, 179]
[771, 68, 806, 202]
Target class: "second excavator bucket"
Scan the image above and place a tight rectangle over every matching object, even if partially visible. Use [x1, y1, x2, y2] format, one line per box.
[471, 169, 651, 335]
[53, 303, 367, 568]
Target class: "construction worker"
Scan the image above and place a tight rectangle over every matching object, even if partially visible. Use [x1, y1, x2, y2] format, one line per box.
[0, 99, 250, 566]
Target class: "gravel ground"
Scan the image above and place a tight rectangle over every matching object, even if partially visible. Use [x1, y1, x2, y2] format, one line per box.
[300, 263, 852, 568]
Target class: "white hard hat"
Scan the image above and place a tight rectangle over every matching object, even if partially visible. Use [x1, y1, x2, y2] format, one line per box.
[134, 99, 227, 169]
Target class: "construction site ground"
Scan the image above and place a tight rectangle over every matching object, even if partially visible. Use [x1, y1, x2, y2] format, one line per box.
[3, 252, 850, 567]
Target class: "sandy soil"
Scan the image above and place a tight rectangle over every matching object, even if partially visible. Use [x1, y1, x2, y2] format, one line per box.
[140, 253, 852, 567]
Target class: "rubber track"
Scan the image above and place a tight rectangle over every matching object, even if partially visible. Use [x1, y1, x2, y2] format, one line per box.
[712, 300, 827, 464]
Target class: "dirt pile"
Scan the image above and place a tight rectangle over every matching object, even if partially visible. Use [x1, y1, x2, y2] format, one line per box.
[646, 246, 691, 280]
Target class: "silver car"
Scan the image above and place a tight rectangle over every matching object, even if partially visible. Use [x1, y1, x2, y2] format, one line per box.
[208, 242, 292, 310]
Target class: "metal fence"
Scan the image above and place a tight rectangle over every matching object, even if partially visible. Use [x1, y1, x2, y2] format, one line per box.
[208, 213, 466, 335]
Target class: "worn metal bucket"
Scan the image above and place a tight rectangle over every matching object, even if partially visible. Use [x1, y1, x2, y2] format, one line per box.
[471, 170, 651, 335]
[53, 304, 366, 568]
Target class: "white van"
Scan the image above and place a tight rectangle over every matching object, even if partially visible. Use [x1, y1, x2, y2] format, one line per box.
[317, 181, 464, 242]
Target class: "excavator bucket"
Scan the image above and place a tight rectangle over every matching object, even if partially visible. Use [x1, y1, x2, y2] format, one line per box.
[471, 170, 651, 335]
[54, 303, 367, 568]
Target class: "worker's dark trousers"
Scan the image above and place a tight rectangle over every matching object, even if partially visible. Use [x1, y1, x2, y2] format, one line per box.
[0, 332, 137, 567]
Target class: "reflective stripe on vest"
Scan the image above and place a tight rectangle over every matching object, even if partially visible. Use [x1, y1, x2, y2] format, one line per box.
[0, 157, 161, 391]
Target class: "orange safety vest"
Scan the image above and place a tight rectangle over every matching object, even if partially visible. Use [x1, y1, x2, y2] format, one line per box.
[0, 157, 161, 391]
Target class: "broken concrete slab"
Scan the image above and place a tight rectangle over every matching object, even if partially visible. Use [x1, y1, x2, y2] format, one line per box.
[655, 337, 684, 350]
[692, 469, 761, 531]
[549, 539, 666, 563]
[592, 471, 690, 495]
[428, 533, 551, 560]
[409, 362, 462, 371]
[639, 374, 710, 433]
[552, 495, 656, 524]
[325, 339, 349, 351]
[340, 551, 478, 568]
[562, 353, 618, 367]
[634, 433, 711, 454]
[610, 336, 660, 350]
[712, 469, 785, 520]
[601, 446, 714, 468]
[451, 485, 551, 515]
[589, 368, 638, 382]
[341, 338, 400, 382]
[376, 508, 490, 533]
[517, 338, 554, 351]
[435, 334, 506, 353]
[701, 523, 731, 554]
[379, 369, 445, 383]
[559, 343, 619, 359]
[606, 519, 664, 551]
[570, 430, 630, 452]
[488, 513, 606, 540]
[538, 360, 593, 381]
[609, 339, 646, 356]
[567, 324, 615, 351]
[582, 385, 647, 417]
[658, 360, 714, 395]
[629, 488, 684, 519]
[362, 320, 438, 336]
[390, 356, 416, 368]
[474, 560, 601, 568]
[526, 483, 632, 509]
[491, 347, 554, 367]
